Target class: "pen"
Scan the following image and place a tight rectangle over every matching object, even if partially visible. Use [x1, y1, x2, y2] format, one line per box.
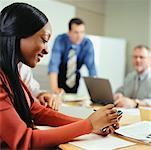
[146, 133, 151, 138]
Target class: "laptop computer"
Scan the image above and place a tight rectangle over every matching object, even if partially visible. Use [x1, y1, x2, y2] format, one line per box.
[84, 77, 114, 105]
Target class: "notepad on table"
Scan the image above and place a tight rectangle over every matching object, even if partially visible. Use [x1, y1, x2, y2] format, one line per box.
[115, 121, 151, 144]
[69, 133, 135, 150]
[62, 93, 88, 102]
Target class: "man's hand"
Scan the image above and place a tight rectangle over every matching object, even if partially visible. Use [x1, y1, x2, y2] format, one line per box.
[37, 92, 62, 111]
[113, 93, 123, 101]
[114, 97, 136, 108]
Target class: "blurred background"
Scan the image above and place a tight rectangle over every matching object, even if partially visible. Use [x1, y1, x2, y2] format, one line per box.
[1, 0, 151, 94]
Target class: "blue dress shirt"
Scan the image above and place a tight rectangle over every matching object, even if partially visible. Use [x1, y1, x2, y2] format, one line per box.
[48, 33, 96, 93]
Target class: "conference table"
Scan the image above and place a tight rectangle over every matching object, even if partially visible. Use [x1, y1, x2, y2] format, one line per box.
[58, 101, 151, 150]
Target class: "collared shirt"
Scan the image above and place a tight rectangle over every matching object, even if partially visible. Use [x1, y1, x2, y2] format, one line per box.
[116, 68, 151, 104]
[18, 63, 45, 98]
[48, 33, 96, 76]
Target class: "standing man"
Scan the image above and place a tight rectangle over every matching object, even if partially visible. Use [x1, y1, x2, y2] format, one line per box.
[48, 18, 96, 94]
[114, 45, 151, 108]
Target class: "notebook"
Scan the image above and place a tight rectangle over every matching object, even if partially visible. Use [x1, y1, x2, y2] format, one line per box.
[84, 77, 114, 105]
[115, 121, 151, 144]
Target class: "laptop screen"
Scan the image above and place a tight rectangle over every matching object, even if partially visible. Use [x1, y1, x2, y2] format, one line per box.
[84, 77, 114, 105]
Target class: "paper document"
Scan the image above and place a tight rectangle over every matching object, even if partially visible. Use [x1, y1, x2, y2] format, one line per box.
[36, 126, 52, 130]
[62, 93, 89, 102]
[60, 105, 93, 118]
[69, 133, 135, 150]
[115, 121, 151, 143]
[117, 108, 140, 116]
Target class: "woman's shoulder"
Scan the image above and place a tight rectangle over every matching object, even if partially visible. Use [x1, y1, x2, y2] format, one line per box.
[0, 69, 10, 87]
[0, 70, 12, 109]
[0, 80, 12, 110]
[0, 70, 4, 87]
[0, 69, 5, 83]
[0, 78, 2, 85]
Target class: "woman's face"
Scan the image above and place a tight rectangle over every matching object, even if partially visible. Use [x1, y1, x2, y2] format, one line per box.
[20, 22, 52, 67]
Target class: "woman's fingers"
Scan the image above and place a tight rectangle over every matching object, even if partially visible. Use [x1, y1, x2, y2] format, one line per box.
[47, 96, 53, 108]
[51, 98, 56, 110]
[104, 104, 115, 109]
[108, 126, 115, 134]
[87, 104, 122, 131]
[108, 112, 119, 120]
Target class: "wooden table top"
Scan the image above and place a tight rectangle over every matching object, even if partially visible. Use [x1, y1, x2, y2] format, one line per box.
[59, 102, 151, 150]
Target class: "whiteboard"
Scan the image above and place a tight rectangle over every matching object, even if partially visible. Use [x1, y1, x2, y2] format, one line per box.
[78, 35, 127, 96]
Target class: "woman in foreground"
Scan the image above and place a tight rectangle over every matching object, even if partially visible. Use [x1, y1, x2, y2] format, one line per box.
[0, 2, 120, 149]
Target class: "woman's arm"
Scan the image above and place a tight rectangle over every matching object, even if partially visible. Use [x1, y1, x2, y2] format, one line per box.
[31, 101, 81, 126]
[0, 83, 92, 149]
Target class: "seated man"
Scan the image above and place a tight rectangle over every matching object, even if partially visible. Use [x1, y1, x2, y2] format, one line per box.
[114, 45, 151, 108]
[18, 63, 61, 110]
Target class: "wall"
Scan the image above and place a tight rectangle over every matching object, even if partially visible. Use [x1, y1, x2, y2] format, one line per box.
[104, 0, 150, 73]
[78, 35, 126, 96]
[149, 0, 151, 48]
[0, 1, 2, 10]
[75, 4, 105, 35]
[56, 0, 106, 35]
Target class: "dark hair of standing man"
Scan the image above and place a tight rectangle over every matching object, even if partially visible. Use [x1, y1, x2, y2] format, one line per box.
[68, 18, 85, 31]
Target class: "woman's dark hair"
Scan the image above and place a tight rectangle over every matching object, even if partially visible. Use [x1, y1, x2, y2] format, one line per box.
[0, 2, 48, 127]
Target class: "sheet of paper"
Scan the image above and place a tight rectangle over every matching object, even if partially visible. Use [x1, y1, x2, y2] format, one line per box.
[36, 126, 52, 130]
[60, 105, 93, 118]
[117, 107, 140, 116]
[69, 133, 135, 150]
[115, 121, 151, 143]
[62, 93, 89, 102]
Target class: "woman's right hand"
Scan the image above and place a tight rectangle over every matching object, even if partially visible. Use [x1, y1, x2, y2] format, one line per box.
[87, 104, 119, 130]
